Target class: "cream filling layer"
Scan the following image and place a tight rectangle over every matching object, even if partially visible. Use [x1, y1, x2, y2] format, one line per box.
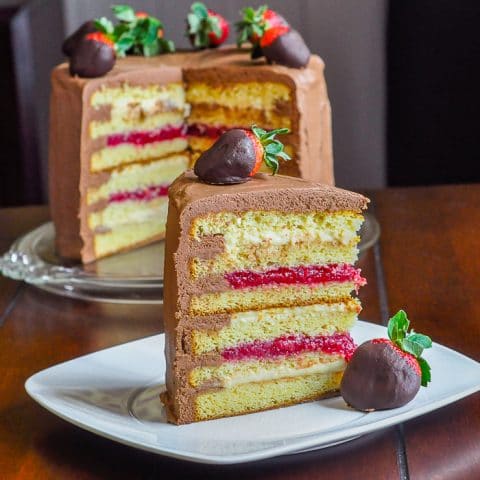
[192, 211, 364, 247]
[89, 197, 169, 231]
[87, 154, 189, 205]
[90, 138, 189, 172]
[190, 353, 345, 389]
[89, 112, 185, 139]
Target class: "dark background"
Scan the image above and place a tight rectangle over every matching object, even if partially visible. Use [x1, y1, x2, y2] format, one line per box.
[1, 0, 480, 206]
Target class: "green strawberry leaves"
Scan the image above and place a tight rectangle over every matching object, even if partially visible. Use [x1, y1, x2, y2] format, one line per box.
[251, 124, 291, 174]
[236, 5, 268, 47]
[94, 4, 175, 57]
[187, 1, 223, 49]
[387, 310, 433, 387]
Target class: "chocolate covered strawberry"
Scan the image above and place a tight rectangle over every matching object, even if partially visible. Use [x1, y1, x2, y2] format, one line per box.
[69, 32, 116, 78]
[236, 5, 288, 47]
[62, 20, 98, 57]
[341, 310, 432, 411]
[187, 2, 229, 49]
[260, 26, 311, 68]
[194, 125, 290, 184]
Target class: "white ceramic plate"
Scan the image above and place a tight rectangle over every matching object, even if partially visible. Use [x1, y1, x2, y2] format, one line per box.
[25, 320, 480, 464]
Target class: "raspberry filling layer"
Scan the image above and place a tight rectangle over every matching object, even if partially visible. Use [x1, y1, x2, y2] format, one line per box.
[109, 184, 170, 203]
[107, 124, 186, 147]
[224, 263, 366, 290]
[187, 123, 230, 139]
[222, 332, 357, 362]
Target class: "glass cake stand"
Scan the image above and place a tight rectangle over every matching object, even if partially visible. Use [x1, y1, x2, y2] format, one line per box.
[0, 213, 380, 304]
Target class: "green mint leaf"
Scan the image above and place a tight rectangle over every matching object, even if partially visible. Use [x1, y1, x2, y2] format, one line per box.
[400, 338, 424, 358]
[417, 357, 431, 386]
[112, 5, 136, 23]
[387, 310, 410, 342]
[407, 333, 432, 350]
[188, 13, 200, 32]
[115, 34, 134, 53]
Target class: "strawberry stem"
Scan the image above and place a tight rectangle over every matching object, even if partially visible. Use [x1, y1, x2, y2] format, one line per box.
[251, 124, 290, 175]
[387, 310, 433, 386]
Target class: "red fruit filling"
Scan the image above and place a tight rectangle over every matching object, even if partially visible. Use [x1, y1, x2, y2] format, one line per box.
[107, 124, 186, 147]
[222, 332, 356, 362]
[224, 263, 366, 290]
[108, 184, 169, 203]
[187, 123, 230, 139]
[372, 338, 421, 375]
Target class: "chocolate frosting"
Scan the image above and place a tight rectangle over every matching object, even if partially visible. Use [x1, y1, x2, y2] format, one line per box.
[263, 30, 311, 69]
[69, 37, 116, 78]
[193, 129, 256, 184]
[340, 341, 421, 411]
[62, 20, 97, 57]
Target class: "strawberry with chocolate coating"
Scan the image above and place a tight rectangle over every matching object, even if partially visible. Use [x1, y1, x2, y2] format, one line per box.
[341, 310, 432, 411]
[236, 5, 288, 47]
[69, 32, 116, 78]
[62, 20, 98, 57]
[194, 125, 291, 185]
[187, 2, 229, 49]
[260, 26, 311, 68]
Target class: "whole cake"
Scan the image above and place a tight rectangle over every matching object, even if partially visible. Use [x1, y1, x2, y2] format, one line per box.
[49, 4, 333, 263]
[161, 167, 368, 424]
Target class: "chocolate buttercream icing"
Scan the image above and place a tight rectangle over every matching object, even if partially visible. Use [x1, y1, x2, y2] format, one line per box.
[49, 46, 334, 261]
[162, 171, 369, 423]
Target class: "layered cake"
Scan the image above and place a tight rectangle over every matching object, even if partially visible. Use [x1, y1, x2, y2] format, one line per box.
[161, 168, 368, 424]
[49, 4, 334, 263]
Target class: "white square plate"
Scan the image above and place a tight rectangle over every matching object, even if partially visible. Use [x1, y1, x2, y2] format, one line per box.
[25, 320, 480, 464]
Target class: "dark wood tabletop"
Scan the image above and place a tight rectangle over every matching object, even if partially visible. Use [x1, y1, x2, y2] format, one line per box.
[1, 184, 479, 479]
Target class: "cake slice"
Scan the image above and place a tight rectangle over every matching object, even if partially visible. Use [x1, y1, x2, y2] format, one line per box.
[162, 171, 369, 424]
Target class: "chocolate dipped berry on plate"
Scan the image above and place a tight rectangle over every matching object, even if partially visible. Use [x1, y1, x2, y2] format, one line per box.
[341, 310, 432, 411]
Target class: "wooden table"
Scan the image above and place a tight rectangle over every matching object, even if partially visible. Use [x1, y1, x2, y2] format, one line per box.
[0, 184, 479, 479]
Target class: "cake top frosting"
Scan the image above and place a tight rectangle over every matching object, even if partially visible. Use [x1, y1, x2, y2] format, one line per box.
[169, 170, 369, 216]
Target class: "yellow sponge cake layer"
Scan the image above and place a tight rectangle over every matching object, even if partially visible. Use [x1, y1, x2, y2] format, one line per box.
[90, 137, 188, 172]
[190, 353, 345, 389]
[90, 82, 185, 121]
[186, 82, 291, 111]
[88, 196, 168, 231]
[192, 210, 363, 245]
[194, 371, 342, 422]
[86, 154, 189, 206]
[190, 282, 357, 317]
[89, 111, 185, 140]
[188, 106, 291, 131]
[94, 217, 166, 259]
[190, 300, 360, 355]
[191, 241, 358, 279]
